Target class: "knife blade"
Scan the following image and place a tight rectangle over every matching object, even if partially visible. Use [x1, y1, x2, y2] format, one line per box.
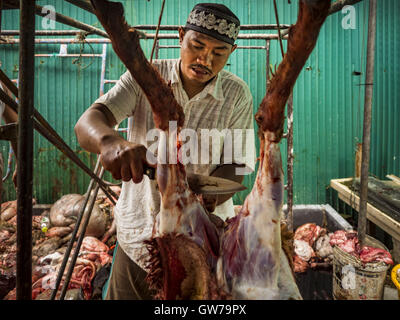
[144, 166, 246, 195]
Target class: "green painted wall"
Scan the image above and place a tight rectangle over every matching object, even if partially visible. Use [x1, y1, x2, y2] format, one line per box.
[0, 0, 399, 211]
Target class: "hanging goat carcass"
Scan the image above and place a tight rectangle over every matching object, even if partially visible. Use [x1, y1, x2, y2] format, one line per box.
[90, 0, 331, 300]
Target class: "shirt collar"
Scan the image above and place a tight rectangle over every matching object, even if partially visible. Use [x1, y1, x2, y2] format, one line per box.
[204, 71, 224, 101]
[171, 59, 225, 102]
[170, 59, 181, 85]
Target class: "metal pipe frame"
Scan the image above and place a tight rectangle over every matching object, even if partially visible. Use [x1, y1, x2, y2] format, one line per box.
[157, 45, 268, 50]
[99, 43, 107, 96]
[1, 30, 94, 36]
[0, 33, 287, 44]
[265, 40, 271, 84]
[34, 53, 102, 57]
[16, 0, 35, 300]
[6, 0, 109, 38]
[133, 24, 291, 31]
[9, 42, 108, 95]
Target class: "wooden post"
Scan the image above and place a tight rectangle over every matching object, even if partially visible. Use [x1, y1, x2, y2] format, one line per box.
[358, 0, 377, 248]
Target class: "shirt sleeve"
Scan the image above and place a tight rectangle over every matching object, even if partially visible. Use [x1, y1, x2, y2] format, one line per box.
[223, 85, 256, 174]
[94, 70, 140, 125]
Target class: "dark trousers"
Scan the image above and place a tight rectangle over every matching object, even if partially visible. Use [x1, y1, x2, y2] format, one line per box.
[104, 244, 154, 300]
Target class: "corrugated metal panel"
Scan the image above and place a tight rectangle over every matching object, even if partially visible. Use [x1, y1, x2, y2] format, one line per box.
[1, 0, 104, 202]
[371, 0, 400, 178]
[0, 0, 399, 208]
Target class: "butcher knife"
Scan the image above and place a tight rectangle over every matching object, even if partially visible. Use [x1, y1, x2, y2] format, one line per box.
[143, 166, 247, 195]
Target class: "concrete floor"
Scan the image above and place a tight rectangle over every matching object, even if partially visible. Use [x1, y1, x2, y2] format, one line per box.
[383, 286, 399, 300]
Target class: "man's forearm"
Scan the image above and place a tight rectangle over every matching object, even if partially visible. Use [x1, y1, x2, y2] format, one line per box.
[74, 103, 120, 154]
[2, 105, 18, 124]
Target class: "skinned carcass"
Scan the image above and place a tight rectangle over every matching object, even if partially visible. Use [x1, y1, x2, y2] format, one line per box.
[90, 0, 331, 299]
[49, 194, 107, 239]
[217, 1, 330, 299]
[91, 0, 221, 300]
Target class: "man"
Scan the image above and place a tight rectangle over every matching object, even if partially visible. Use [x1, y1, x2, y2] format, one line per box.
[75, 3, 255, 299]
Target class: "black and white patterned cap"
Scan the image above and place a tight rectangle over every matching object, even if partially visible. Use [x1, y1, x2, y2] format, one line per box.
[185, 3, 240, 45]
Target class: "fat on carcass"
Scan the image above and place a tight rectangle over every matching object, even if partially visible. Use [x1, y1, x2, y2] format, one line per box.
[90, 0, 331, 300]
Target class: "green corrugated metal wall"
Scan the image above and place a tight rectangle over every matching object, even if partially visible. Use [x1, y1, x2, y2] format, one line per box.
[0, 0, 399, 210]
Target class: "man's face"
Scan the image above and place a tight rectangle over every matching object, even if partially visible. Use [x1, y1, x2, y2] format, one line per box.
[179, 27, 237, 85]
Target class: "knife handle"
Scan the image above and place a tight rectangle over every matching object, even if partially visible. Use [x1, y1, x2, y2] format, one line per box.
[144, 166, 156, 180]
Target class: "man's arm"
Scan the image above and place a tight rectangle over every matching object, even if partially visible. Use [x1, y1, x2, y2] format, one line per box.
[2, 104, 18, 125]
[75, 103, 118, 154]
[74, 103, 152, 183]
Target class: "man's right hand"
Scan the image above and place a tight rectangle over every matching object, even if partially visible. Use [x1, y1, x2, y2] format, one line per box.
[100, 137, 153, 183]
[75, 103, 155, 184]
